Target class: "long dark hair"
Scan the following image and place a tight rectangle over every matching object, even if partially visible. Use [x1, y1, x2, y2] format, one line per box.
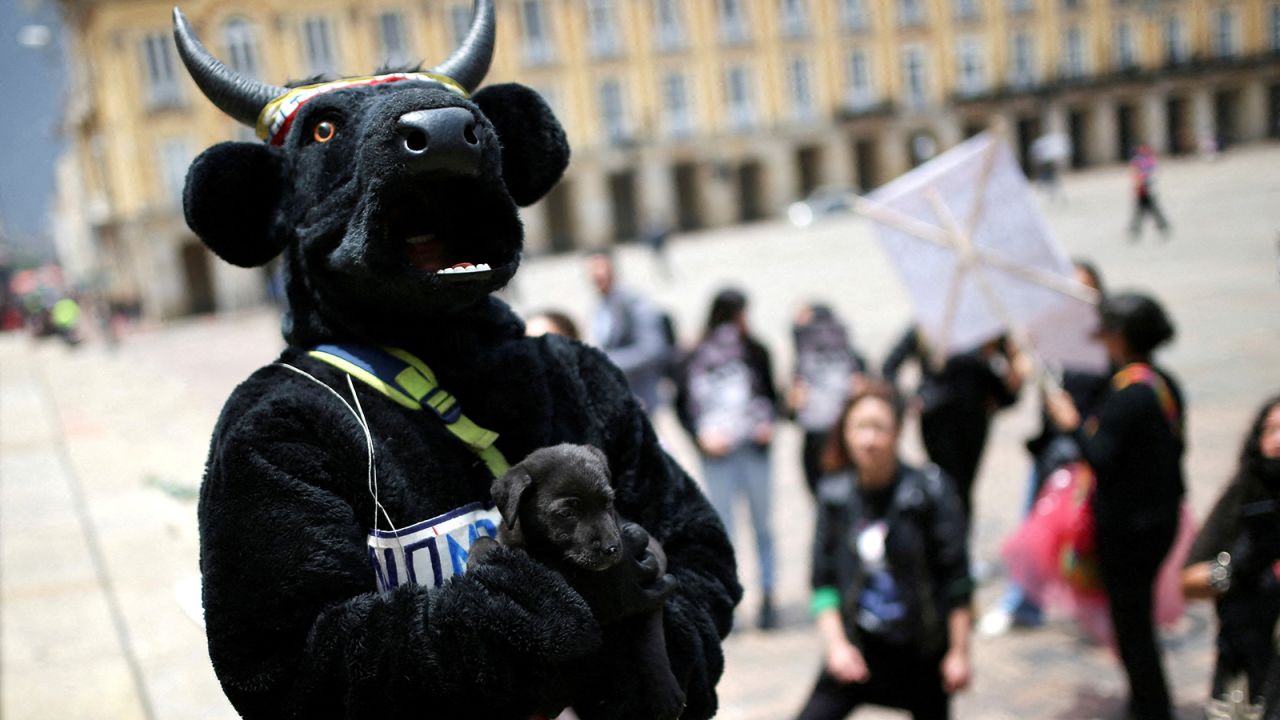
[820, 382, 906, 474]
[1238, 393, 1280, 502]
[702, 288, 748, 341]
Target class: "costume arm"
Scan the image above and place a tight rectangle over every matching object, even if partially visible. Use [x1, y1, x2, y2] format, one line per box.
[200, 396, 600, 718]
[571, 348, 742, 720]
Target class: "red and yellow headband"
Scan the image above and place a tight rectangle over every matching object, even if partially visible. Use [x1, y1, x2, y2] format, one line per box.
[256, 72, 469, 145]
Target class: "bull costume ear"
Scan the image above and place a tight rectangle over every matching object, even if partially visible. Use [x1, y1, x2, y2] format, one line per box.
[473, 84, 570, 207]
[184, 142, 287, 268]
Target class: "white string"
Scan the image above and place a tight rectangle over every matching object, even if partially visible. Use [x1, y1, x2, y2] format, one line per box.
[274, 363, 401, 542]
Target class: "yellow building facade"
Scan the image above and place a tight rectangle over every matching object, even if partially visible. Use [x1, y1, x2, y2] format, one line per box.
[56, 0, 1280, 317]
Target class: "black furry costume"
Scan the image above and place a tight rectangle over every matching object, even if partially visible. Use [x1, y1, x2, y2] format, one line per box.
[172, 2, 740, 717]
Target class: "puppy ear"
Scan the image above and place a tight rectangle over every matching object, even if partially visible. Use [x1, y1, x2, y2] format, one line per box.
[491, 467, 534, 530]
[472, 83, 570, 207]
[183, 141, 288, 267]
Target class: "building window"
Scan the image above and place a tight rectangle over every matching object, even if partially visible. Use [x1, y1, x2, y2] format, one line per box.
[1212, 9, 1239, 58]
[780, 0, 810, 38]
[844, 49, 876, 109]
[375, 11, 411, 68]
[954, 0, 980, 21]
[140, 31, 183, 109]
[223, 18, 261, 79]
[520, 0, 556, 65]
[956, 36, 986, 96]
[653, 0, 686, 51]
[588, 0, 622, 58]
[1114, 20, 1136, 70]
[1164, 15, 1189, 64]
[598, 78, 629, 145]
[157, 137, 192, 206]
[719, 0, 751, 45]
[1007, 0, 1033, 14]
[662, 71, 694, 138]
[1062, 26, 1087, 78]
[839, 0, 869, 31]
[724, 64, 756, 130]
[898, 0, 926, 27]
[788, 56, 816, 121]
[1271, 4, 1280, 52]
[301, 15, 338, 77]
[1010, 31, 1037, 88]
[902, 45, 929, 108]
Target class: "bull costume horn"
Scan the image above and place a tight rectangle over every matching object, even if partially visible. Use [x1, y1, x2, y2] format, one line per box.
[172, 8, 287, 128]
[430, 0, 495, 93]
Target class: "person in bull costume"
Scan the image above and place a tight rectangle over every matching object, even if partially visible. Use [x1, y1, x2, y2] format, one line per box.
[172, 2, 740, 718]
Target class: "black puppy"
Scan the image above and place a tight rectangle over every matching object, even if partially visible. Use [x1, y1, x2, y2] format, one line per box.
[470, 444, 685, 720]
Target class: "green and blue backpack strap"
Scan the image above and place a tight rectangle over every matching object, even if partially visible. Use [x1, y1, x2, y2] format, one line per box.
[307, 343, 510, 477]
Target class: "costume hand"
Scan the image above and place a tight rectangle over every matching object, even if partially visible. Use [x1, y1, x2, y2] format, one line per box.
[698, 429, 732, 458]
[825, 641, 869, 684]
[589, 522, 678, 623]
[457, 544, 601, 663]
[941, 648, 971, 694]
[1045, 389, 1080, 432]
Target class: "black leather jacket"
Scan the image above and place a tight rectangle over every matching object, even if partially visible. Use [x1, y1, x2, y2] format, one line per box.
[811, 462, 973, 656]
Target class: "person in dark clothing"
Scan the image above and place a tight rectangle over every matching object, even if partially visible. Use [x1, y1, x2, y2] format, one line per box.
[1129, 144, 1171, 241]
[1047, 291, 1185, 720]
[796, 383, 973, 720]
[883, 328, 1023, 525]
[675, 288, 780, 630]
[1182, 394, 1280, 710]
[789, 303, 868, 496]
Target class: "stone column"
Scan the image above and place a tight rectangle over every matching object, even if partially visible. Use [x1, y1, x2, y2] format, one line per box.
[518, 203, 551, 255]
[824, 129, 855, 190]
[1239, 78, 1269, 141]
[571, 162, 614, 248]
[1190, 86, 1216, 150]
[761, 137, 799, 216]
[637, 150, 677, 228]
[1041, 99, 1068, 136]
[701, 155, 738, 228]
[1088, 95, 1118, 164]
[1141, 89, 1169, 154]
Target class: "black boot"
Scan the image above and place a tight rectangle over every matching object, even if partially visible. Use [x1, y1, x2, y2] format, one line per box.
[758, 593, 778, 630]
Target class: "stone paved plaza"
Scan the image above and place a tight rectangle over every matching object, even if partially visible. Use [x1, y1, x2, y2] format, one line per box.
[2, 143, 1278, 719]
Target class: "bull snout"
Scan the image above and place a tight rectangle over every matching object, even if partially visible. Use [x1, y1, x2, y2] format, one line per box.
[394, 107, 482, 176]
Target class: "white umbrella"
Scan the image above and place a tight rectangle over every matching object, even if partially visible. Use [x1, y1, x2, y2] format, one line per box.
[854, 131, 1102, 371]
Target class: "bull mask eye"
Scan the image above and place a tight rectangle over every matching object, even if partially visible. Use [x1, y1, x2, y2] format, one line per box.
[312, 120, 338, 143]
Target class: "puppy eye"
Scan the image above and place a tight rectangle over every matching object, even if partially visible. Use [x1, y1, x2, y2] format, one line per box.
[561, 498, 580, 510]
[312, 120, 338, 143]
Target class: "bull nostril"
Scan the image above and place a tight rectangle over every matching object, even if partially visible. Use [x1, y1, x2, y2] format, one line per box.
[463, 123, 478, 145]
[403, 129, 428, 153]
[603, 544, 619, 556]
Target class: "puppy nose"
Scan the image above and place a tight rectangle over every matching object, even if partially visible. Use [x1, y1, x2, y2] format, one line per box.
[602, 544, 619, 556]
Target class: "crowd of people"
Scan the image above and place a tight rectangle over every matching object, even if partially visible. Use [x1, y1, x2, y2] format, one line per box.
[521, 249, 1280, 719]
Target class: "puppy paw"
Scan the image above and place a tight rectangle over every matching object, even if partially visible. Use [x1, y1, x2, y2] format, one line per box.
[467, 536, 499, 566]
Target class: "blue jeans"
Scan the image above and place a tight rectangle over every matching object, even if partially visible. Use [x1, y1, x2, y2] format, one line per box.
[998, 467, 1045, 624]
[704, 444, 775, 593]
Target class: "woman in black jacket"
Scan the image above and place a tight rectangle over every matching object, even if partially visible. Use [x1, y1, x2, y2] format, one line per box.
[796, 383, 973, 720]
[1182, 394, 1280, 710]
[1047, 292, 1185, 720]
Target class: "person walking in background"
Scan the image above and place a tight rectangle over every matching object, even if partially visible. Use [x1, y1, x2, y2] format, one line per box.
[883, 327, 1024, 527]
[1182, 394, 1280, 713]
[981, 260, 1110, 635]
[1129, 144, 1171, 241]
[790, 303, 868, 496]
[676, 288, 780, 630]
[585, 249, 674, 415]
[795, 383, 973, 720]
[1046, 292, 1185, 720]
